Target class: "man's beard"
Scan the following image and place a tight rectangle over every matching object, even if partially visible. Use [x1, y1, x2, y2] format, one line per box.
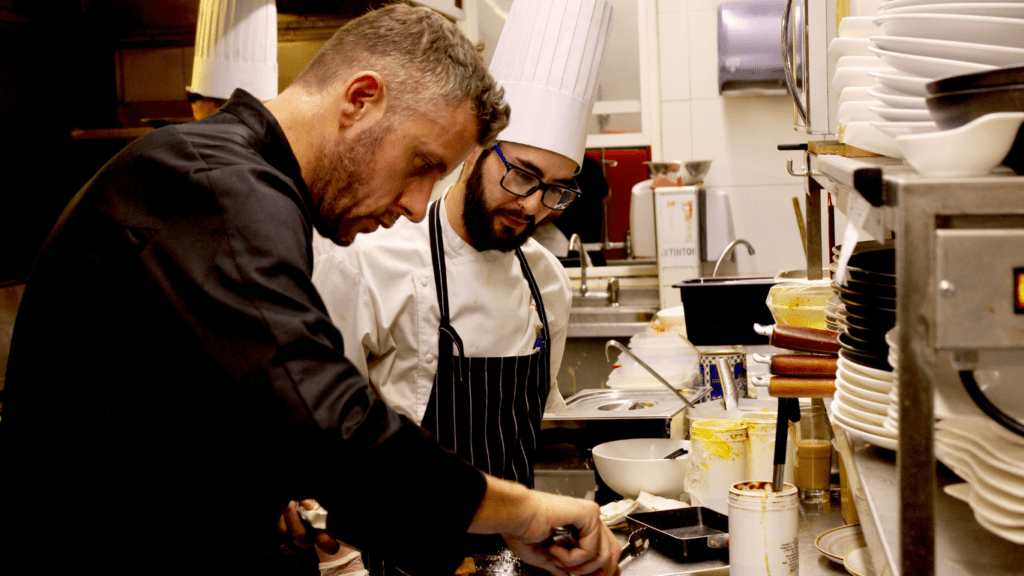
[462, 151, 537, 253]
[308, 121, 386, 246]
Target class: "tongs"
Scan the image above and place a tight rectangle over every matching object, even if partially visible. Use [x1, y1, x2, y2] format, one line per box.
[772, 398, 801, 492]
[605, 340, 696, 410]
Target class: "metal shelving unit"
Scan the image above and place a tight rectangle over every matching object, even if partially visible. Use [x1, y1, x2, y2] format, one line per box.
[802, 153, 1024, 576]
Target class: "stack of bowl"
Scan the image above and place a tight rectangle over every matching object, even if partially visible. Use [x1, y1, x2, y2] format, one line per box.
[842, 2, 1024, 157]
[924, 66, 1024, 174]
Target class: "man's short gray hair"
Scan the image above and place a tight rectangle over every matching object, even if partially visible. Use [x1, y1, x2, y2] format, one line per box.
[294, 3, 510, 147]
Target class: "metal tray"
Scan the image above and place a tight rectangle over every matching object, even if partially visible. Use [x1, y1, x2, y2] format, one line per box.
[544, 387, 711, 421]
[626, 507, 729, 562]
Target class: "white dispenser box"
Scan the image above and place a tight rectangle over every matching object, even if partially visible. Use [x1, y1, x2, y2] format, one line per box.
[654, 186, 701, 309]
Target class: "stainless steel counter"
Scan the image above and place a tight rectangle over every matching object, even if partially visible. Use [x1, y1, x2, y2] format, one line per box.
[616, 496, 851, 576]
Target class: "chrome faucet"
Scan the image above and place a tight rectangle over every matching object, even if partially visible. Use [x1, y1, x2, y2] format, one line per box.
[568, 233, 587, 296]
[712, 239, 755, 277]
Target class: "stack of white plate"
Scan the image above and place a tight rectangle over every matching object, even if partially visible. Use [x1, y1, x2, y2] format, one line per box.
[833, 351, 899, 450]
[842, 1, 1024, 156]
[884, 325, 901, 436]
[936, 415, 1024, 544]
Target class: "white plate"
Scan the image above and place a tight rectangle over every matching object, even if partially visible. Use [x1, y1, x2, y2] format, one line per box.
[883, 416, 900, 435]
[834, 406, 897, 438]
[868, 68, 931, 97]
[870, 120, 939, 137]
[835, 395, 890, 427]
[882, 0, 1023, 10]
[936, 436, 1024, 500]
[874, 14, 1024, 49]
[839, 16, 882, 38]
[844, 547, 876, 576]
[829, 37, 874, 61]
[836, 375, 892, 409]
[836, 388, 890, 416]
[840, 86, 879, 105]
[841, 424, 900, 451]
[833, 67, 881, 93]
[870, 104, 934, 122]
[887, 353, 899, 370]
[869, 46, 996, 79]
[867, 86, 927, 109]
[884, 326, 899, 348]
[841, 122, 903, 158]
[840, 100, 887, 123]
[838, 351, 896, 382]
[837, 359, 896, 391]
[884, 3, 1024, 19]
[815, 524, 867, 563]
[944, 482, 971, 504]
[871, 34, 1024, 67]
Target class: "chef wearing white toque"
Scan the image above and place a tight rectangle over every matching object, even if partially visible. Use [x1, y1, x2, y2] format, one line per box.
[311, 1, 613, 571]
[187, 0, 278, 120]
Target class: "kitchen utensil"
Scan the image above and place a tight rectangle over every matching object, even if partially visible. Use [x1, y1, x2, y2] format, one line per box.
[663, 447, 688, 459]
[674, 276, 777, 345]
[591, 438, 690, 499]
[698, 346, 748, 401]
[754, 375, 836, 398]
[624, 507, 729, 562]
[753, 323, 841, 355]
[544, 526, 579, 549]
[772, 399, 801, 492]
[605, 340, 696, 409]
[717, 357, 739, 411]
[755, 353, 838, 377]
[927, 64, 1024, 95]
[898, 112, 1024, 177]
[618, 528, 649, 569]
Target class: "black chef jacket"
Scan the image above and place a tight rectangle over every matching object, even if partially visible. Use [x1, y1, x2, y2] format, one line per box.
[1, 90, 487, 576]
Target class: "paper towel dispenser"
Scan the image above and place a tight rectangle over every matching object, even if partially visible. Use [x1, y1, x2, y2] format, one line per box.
[718, 1, 787, 95]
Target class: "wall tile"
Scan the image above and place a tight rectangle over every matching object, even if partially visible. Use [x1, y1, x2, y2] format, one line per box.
[688, 0, 731, 10]
[688, 9, 719, 100]
[709, 184, 811, 276]
[658, 10, 690, 101]
[659, 101, 693, 162]
[689, 97, 807, 188]
[658, 0, 689, 13]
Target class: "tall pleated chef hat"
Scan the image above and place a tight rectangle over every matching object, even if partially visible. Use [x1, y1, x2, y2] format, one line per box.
[187, 0, 278, 101]
[489, 0, 614, 170]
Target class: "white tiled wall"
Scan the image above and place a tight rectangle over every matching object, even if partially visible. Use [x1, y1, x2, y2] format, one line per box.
[656, 0, 842, 277]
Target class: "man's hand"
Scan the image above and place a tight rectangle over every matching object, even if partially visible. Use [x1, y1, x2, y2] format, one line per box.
[276, 500, 341, 555]
[470, 475, 621, 576]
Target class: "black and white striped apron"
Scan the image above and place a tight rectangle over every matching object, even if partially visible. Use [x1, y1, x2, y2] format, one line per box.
[366, 200, 552, 576]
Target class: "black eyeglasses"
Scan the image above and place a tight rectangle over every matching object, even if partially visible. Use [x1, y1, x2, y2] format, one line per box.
[492, 144, 581, 210]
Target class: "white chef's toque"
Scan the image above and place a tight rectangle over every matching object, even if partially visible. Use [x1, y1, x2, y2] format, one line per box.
[489, 0, 614, 170]
[188, 0, 278, 101]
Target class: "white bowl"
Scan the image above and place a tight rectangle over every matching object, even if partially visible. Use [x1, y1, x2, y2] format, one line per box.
[897, 112, 1024, 178]
[591, 438, 690, 499]
[870, 121, 938, 138]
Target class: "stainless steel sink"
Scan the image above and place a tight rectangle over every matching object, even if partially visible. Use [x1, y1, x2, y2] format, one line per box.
[569, 306, 656, 324]
[567, 285, 659, 338]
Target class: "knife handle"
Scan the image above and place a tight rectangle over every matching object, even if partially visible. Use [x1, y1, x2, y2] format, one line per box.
[769, 354, 838, 377]
[769, 324, 840, 355]
[768, 377, 836, 398]
[545, 525, 579, 549]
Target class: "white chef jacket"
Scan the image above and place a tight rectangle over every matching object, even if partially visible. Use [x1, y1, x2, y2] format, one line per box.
[311, 197, 569, 424]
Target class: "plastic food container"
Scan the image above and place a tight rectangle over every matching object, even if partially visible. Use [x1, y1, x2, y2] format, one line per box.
[766, 280, 833, 330]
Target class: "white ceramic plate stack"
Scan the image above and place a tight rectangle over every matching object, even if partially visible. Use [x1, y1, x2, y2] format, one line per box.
[935, 415, 1024, 544]
[844, 1, 1024, 157]
[883, 325, 901, 435]
[833, 352, 899, 450]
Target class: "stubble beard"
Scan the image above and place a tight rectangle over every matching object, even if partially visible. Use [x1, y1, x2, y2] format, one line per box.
[462, 152, 537, 253]
[308, 121, 386, 246]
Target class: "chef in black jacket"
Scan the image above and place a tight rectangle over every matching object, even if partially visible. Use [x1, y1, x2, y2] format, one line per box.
[0, 5, 619, 576]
